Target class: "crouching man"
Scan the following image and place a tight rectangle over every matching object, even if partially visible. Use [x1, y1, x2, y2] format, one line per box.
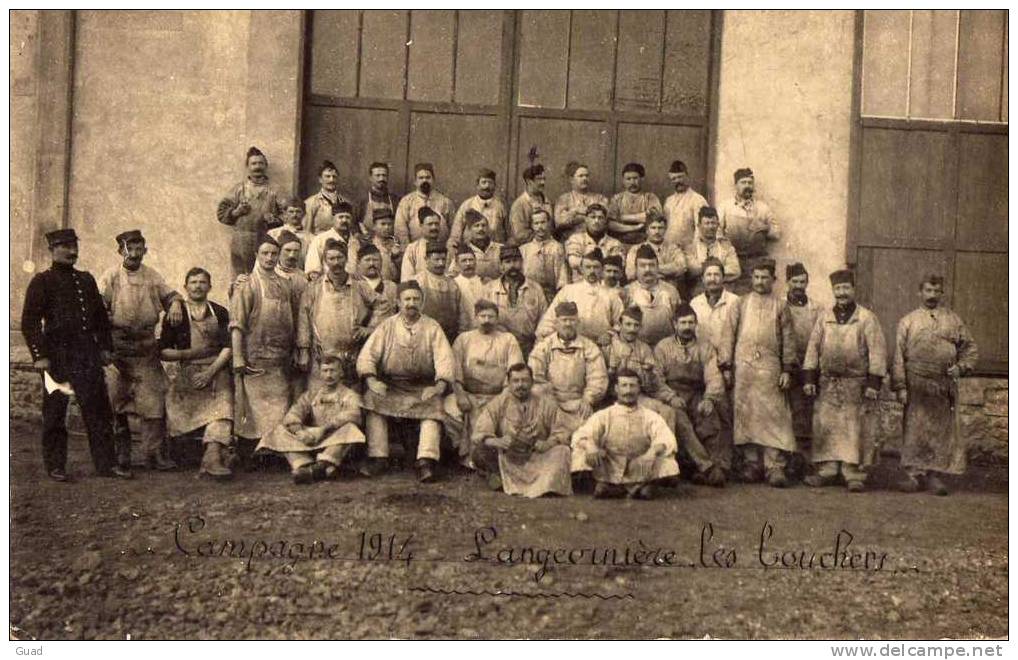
[470, 363, 572, 497]
[258, 355, 364, 484]
[571, 369, 680, 499]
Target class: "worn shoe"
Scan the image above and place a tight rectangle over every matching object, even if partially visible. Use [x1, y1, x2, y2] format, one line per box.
[98, 466, 134, 480]
[846, 480, 866, 493]
[358, 457, 388, 478]
[804, 473, 836, 488]
[895, 473, 923, 493]
[312, 461, 339, 481]
[593, 482, 623, 499]
[416, 459, 438, 483]
[146, 454, 177, 472]
[47, 468, 70, 483]
[293, 465, 315, 485]
[927, 474, 949, 496]
[199, 443, 233, 480]
[766, 469, 788, 488]
[704, 465, 726, 488]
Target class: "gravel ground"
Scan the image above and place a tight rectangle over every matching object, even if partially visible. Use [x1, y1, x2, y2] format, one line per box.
[8, 419, 1008, 640]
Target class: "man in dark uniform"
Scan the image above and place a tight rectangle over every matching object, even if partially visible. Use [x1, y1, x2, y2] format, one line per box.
[21, 229, 133, 481]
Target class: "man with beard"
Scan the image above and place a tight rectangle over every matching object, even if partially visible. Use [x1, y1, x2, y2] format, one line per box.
[395, 162, 455, 246]
[485, 245, 548, 356]
[400, 207, 444, 282]
[892, 274, 978, 496]
[718, 259, 798, 487]
[801, 269, 886, 492]
[623, 244, 684, 347]
[662, 160, 708, 250]
[624, 215, 686, 289]
[718, 168, 781, 295]
[446, 209, 503, 281]
[685, 207, 740, 296]
[443, 300, 524, 463]
[509, 163, 554, 247]
[304, 201, 358, 279]
[99, 230, 185, 471]
[159, 267, 233, 479]
[528, 301, 608, 436]
[689, 258, 740, 350]
[297, 238, 386, 391]
[571, 369, 680, 500]
[608, 162, 663, 247]
[304, 160, 356, 235]
[217, 146, 283, 277]
[554, 162, 609, 240]
[538, 249, 623, 346]
[356, 280, 455, 482]
[565, 203, 623, 283]
[230, 236, 301, 446]
[412, 240, 472, 343]
[653, 304, 729, 487]
[268, 197, 310, 269]
[360, 162, 400, 234]
[471, 363, 572, 497]
[22, 229, 128, 481]
[450, 168, 508, 246]
[784, 262, 822, 473]
[519, 208, 568, 302]
[355, 243, 398, 326]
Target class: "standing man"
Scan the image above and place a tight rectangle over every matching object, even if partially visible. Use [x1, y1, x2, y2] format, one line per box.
[21, 229, 129, 481]
[297, 238, 384, 392]
[662, 160, 708, 250]
[273, 230, 310, 301]
[685, 207, 740, 296]
[99, 230, 184, 471]
[446, 209, 503, 281]
[528, 301, 609, 436]
[784, 262, 822, 473]
[412, 241, 473, 343]
[485, 245, 548, 356]
[718, 168, 780, 295]
[450, 244, 487, 323]
[554, 162, 609, 240]
[267, 197, 311, 269]
[358, 207, 402, 282]
[892, 274, 978, 496]
[304, 160, 356, 235]
[571, 369, 680, 500]
[565, 203, 623, 283]
[538, 249, 623, 345]
[718, 259, 798, 487]
[607, 162, 663, 247]
[450, 168, 508, 246]
[355, 243, 399, 327]
[394, 162, 455, 247]
[216, 146, 283, 277]
[400, 207, 444, 282]
[623, 244, 684, 347]
[230, 236, 301, 446]
[359, 162, 400, 235]
[802, 269, 887, 492]
[519, 208, 568, 302]
[443, 300, 524, 461]
[689, 257, 740, 350]
[304, 201, 358, 279]
[159, 267, 233, 479]
[624, 214, 686, 288]
[508, 164, 553, 247]
[356, 280, 456, 482]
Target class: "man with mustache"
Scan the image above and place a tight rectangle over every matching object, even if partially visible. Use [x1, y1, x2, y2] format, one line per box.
[538, 249, 623, 346]
[484, 245, 548, 357]
[304, 201, 358, 279]
[623, 244, 684, 347]
[273, 230, 310, 301]
[355, 242, 398, 326]
[356, 280, 456, 483]
[355, 207, 401, 282]
[508, 164, 554, 247]
[394, 162, 455, 247]
[607, 162, 663, 247]
[718, 168, 781, 295]
[803, 269, 887, 492]
[21, 229, 129, 481]
[359, 162, 400, 236]
[718, 259, 798, 488]
[446, 209, 503, 282]
[470, 363, 573, 497]
[450, 168, 508, 246]
[689, 257, 740, 351]
[412, 240, 473, 344]
[784, 262, 822, 476]
[662, 160, 708, 250]
[450, 244, 487, 327]
[519, 208, 568, 302]
[554, 161, 609, 240]
[304, 160, 356, 235]
[624, 214, 687, 292]
[98, 230, 185, 471]
[400, 207, 444, 282]
[443, 300, 524, 463]
[892, 274, 978, 496]
[684, 206, 740, 297]
[216, 146, 283, 277]
[565, 203, 623, 283]
[267, 196, 311, 269]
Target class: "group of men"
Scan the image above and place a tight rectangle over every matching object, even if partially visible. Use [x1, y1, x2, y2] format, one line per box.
[20, 146, 979, 499]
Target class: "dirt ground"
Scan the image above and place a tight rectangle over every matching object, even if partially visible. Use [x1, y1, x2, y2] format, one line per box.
[8, 418, 1008, 640]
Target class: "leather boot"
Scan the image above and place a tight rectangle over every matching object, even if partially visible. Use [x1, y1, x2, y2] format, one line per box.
[200, 442, 233, 480]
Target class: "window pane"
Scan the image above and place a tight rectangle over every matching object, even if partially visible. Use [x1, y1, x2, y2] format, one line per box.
[909, 10, 957, 119]
[408, 10, 454, 102]
[517, 10, 569, 108]
[662, 10, 712, 117]
[567, 10, 617, 111]
[309, 11, 360, 98]
[454, 11, 503, 106]
[957, 10, 1005, 121]
[359, 10, 407, 100]
[615, 10, 665, 111]
[862, 10, 909, 116]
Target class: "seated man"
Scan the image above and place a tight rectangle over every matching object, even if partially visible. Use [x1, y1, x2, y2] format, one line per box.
[624, 214, 686, 294]
[400, 207, 444, 282]
[258, 355, 365, 484]
[159, 267, 233, 479]
[564, 203, 623, 283]
[304, 201, 360, 279]
[485, 245, 548, 356]
[356, 280, 455, 483]
[519, 208, 568, 302]
[444, 300, 524, 463]
[412, 240, 472, 343]
[571, 369, 680, 500]
[450, 243, 487, 327]
[267, 197, 311, 269]
[623, 244, 684, 347]
[601, 255, 627, 299]
[358, 207, 402, 282]
[688, 257, 739, 351]
[471, 363, 572, 497]
[528, 301, 608, 436]
[602, 306, 677, 430]
[538, 249, 624, 346]
[684, 207, 740, 297]
[446, 209, 502, 281]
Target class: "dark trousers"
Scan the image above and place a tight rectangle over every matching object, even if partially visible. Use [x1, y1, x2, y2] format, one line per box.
[41, 367, 117, 473]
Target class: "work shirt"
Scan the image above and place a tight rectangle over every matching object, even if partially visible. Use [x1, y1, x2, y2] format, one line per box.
[803, 304, 887, 388]
[663, 188, 709, 249]
[554, 190, 609, 238]
[484, 276, 548, 353]
[304, 228, 357, 277]
[400, 238, 432, 283]
[685, 233, 741, 283]
[571, 403, 679, 484]
[359, 190, 400, 234]
[304, 189, 356, 235]
[446, 240, 503, 281]
[623, 279, 684, 346]
[607, 190, 663, 244]
[654, 335, 725, 404]
[412, 270, 473, 342]
[453, 274, 487, 327]
[537, 281, 624, 343]
[98, 264, 178, 355]
[564, 232, 624, 282]
[520, 237, 568, 298]
[690, 289, 740, 350]
[718, 196, 780, 258]
[450, 195, 509, 245]
[229, 267, 301, 363]
[528, 333, 608, 407]
[892, 306, 978, 388]
[508, 191, 553, 246]
[624, 240, 687, 282]
[451, 329, 523, 396]
[394, 190, 455, 246]
[296, 274, 382, 355]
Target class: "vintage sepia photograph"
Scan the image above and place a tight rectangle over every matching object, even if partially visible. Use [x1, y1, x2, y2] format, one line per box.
[7, 7, 1009, 644]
